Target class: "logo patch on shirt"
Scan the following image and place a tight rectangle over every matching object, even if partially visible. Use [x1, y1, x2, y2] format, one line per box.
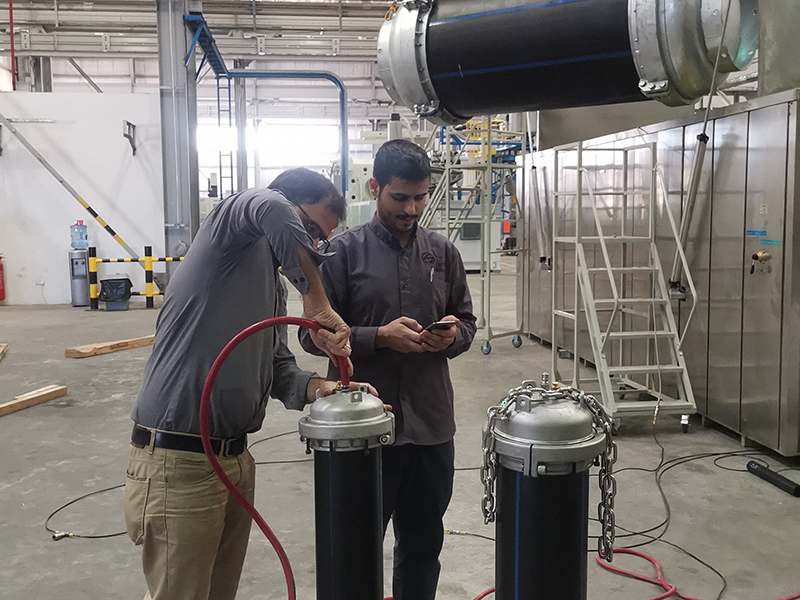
[421, 251, 436, 266]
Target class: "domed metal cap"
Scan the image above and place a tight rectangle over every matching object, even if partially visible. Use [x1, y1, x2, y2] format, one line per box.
[298, 386, 395, 452]
[490, 387, 606, 476]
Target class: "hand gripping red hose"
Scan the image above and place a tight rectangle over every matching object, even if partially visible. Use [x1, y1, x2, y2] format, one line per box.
[200, 317, 349, 600]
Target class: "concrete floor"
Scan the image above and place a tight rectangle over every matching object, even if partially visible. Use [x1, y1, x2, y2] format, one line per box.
[2, 268, 800, 600]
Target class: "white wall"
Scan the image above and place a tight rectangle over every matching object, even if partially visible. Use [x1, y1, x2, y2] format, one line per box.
[0, 92, 164, 305]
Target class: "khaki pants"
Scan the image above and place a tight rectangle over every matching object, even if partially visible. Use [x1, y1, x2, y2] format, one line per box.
[123, 444, 256, 600]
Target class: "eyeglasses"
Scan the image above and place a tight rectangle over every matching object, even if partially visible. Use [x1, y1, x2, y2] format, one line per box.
[297, 205, 326, 241]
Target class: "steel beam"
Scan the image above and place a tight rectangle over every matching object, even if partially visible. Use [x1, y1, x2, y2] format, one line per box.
[66, 57, 103, 92]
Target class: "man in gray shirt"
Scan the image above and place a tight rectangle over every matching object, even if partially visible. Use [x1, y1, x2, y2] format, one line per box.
[300, 141, 477, 600]
[124, 168, 359, 600]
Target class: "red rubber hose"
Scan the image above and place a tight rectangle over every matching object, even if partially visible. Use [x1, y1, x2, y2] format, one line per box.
[385, 588, 494, 600]
[597, 549, 800, 600]
[200, 317, 349, 600]
[596, 549, 701, 600]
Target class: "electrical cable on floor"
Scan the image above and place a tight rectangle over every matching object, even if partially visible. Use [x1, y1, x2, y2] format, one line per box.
[249, 429, 314, 465]
[712, 454, 769, 472]
[44, 428, 306, 541]
[444, 528, 494, 542]
[595, 422, 800, 600]
[44, 483, 127, 541]
[248, 429, 298, 449]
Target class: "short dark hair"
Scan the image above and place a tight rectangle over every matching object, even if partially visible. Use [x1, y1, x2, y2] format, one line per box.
[373, 140, 431, 189]
[268, 168, 346, 221]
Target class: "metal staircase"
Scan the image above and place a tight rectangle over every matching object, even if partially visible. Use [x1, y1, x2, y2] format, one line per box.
[550, 142, 696, 421]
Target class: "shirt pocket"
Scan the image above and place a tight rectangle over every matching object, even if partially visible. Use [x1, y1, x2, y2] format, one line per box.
[431, 275, 450, 315]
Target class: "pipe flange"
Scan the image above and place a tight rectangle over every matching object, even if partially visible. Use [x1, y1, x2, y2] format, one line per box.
[629, 0, 755, 106]
[493, 430, 607, 477]
[302, 433, 394, 452]
[378, 2, 467, 126]
[628, 0, 691, 105]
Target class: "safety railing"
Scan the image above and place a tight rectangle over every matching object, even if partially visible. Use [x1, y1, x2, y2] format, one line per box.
[88, 246, 183, 310]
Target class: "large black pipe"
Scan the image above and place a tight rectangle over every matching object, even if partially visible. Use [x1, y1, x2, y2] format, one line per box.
[495, 464, 590, 600]
[425, 0, 643, 119]
[314, 449, 384, 600]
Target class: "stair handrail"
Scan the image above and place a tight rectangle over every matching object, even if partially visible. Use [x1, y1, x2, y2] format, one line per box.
[579, 168, 621, 347]
[654, 167, 698, 348]
[422, 127, 478, 227]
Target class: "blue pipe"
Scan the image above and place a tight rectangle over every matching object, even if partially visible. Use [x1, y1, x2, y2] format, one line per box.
[228, 70, 349, 195]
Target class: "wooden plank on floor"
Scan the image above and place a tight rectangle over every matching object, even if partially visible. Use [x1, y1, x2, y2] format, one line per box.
[0, 344, 7, 364]
[64, 335, 154, 359]
[0, 385, 68, 417]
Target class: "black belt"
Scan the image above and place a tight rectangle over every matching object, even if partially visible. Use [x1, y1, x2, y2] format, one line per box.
[131, 424, 247, 458]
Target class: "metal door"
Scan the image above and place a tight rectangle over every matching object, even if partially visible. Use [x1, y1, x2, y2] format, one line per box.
[707, 112, 749, 431]
[741, 104, 790, 449]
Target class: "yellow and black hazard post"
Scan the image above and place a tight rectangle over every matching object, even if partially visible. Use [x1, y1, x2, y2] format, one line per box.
[88, 246, 183, 310]
[88, 247, 99, 311]
[144, 246, 154, 309]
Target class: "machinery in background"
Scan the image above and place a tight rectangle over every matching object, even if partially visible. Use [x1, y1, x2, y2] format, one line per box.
[344, 159, 376, 229]
[423, 120, 521, 273]
[298, 385, 395, 600]
[422, 119, 527, 354]
[378, 0, 757, 124]
[482, 375, 616, 600]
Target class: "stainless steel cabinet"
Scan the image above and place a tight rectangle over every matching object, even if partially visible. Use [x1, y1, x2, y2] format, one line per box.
[523, 90, 800, 456]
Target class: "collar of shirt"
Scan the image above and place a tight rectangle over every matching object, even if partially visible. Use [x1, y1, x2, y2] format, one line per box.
[367, 215, 418, 251]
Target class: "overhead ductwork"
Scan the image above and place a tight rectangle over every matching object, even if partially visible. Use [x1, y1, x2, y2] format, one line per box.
[378, 0, 758, 124]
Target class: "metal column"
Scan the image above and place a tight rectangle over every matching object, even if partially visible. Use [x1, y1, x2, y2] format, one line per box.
[30, 57, 52, 92]
[233, 59, 249, 192]
[157, 0, 200, 277]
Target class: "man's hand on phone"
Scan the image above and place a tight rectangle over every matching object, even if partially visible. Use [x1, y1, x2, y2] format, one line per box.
[420, 316, 459, 352]
[376, 317, 425, 353]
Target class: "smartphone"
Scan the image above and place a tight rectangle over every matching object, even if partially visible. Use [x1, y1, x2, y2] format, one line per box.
[424, 320, 457, 332]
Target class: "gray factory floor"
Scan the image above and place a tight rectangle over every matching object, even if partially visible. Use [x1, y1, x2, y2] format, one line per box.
[2, 262, 800, 600]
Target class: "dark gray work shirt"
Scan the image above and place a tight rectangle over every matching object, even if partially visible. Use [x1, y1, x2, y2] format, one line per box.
[300, 217, 476, 446]
[132, 189, 320, 439]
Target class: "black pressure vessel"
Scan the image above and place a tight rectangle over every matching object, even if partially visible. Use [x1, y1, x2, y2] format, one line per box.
[314, 449, 384, 600]
[425, 0, 644, 119]
[494, 464, 590, 600]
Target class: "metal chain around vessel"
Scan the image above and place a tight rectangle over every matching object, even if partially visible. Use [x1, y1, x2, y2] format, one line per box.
[480, 383, 618, 562]
[582, 392, 617, 562]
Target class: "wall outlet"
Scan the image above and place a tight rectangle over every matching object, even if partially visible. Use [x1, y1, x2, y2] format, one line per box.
[35, 278, 45, 286]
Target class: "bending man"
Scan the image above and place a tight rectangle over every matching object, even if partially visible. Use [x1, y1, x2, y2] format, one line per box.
[124, 168, 364, 600]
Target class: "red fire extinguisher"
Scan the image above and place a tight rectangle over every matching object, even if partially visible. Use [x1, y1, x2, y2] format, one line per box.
[0, 254, 5, 301]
